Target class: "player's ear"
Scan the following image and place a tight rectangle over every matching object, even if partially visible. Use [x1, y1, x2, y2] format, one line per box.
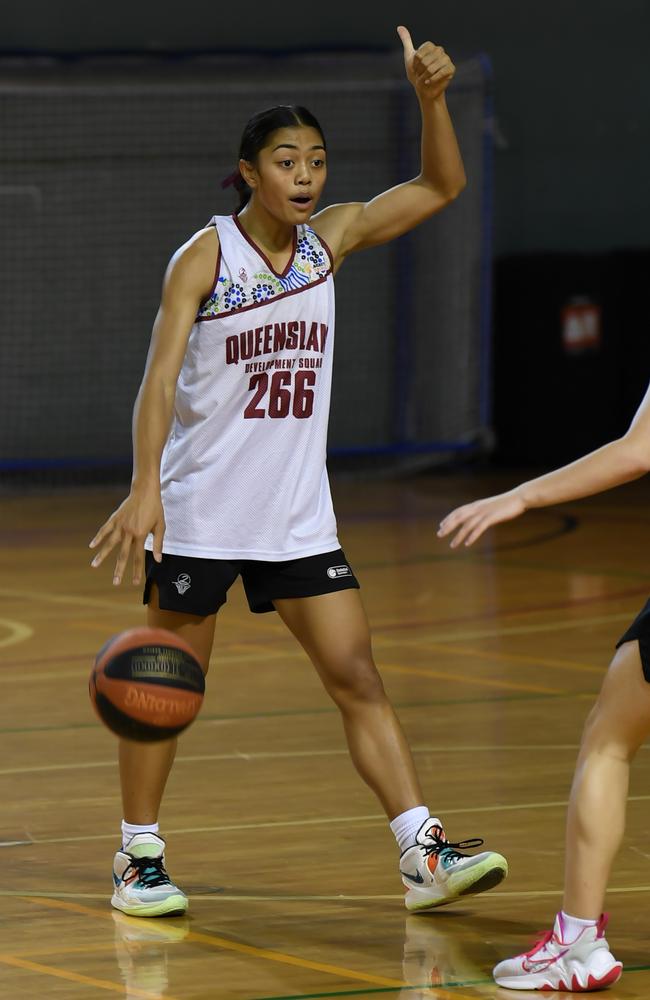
[239, 159, 257, 189]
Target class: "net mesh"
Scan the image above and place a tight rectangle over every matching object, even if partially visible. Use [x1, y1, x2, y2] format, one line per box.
[0, 51, 491, 483]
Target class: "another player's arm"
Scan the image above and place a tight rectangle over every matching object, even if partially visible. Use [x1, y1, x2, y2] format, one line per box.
[312, 26, 465, 266]
[438, 383, 650, 548]
[89, 228, 218, 585]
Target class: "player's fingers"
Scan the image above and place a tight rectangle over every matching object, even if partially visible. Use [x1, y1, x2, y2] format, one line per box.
[90, 526, 122, 568]
[112, 534, 133, 586]
[438, 504, 476, 536]
[132, 543, 145, 586]
[397, 25, 415, 60]
[464, 517, 491, 547]
[152, 518, 165, 564]
[89, 519, 115, 550]
[450, 514, 483, 549]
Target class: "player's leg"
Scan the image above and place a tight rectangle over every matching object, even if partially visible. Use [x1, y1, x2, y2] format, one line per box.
[119, 583, 217, 827]
[273, 588, 507, 909]
[113, 553, 230, 918]
[493, 641, 650, 990]
[563, 640, 650, 918]
[276, 589, 420, 813]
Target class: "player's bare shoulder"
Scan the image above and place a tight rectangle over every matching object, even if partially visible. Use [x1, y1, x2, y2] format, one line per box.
[310, 203, 364, 272]
[165, 225, 220, 301]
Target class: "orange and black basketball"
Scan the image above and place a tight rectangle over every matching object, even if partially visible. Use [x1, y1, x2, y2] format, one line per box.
[89, 627, 205, 742]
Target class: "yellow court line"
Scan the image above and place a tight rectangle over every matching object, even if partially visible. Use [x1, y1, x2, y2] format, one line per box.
[22, 896, 406, 990]
[0, 618, 33, 649]
[399, 641, 605, 675]
[381, 662, 563, 695]
[399, 611, 635, 645]
[0, 951, 166, 998]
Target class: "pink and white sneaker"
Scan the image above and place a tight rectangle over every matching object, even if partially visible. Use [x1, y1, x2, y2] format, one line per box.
[493, 912, 622, 992]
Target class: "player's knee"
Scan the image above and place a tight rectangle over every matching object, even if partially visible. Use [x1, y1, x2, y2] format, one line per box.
[327, 654, 386, 706]
[580, 698, 636, 762]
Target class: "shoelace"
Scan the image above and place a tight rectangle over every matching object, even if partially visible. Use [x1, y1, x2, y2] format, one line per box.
[422, 829, 484, 864]
[524, 930, 555, 958]
[124, 855, 172, 888]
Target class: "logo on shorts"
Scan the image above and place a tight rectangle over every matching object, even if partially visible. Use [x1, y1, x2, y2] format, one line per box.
[172, 573, 192, 595]
[327, 565, 352, 579]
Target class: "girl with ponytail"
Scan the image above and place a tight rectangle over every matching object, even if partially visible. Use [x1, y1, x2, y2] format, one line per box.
[90, 28, 508, 922]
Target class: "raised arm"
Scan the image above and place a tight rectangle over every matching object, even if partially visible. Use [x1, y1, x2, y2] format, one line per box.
[438, 382, 650, 548]
[89, 228, 218, 584]
[312, 26, 466, 265]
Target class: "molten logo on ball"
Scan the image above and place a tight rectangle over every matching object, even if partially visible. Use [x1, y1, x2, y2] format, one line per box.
[124, 686, 202, 719]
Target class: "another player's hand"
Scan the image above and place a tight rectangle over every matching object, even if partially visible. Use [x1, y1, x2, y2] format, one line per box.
[437, 490, 527, 548]
[89, 485, 165, 586]
[397, 26, 455, 102]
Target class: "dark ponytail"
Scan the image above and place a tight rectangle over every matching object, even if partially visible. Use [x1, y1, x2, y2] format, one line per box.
[222, 105, 326, 213]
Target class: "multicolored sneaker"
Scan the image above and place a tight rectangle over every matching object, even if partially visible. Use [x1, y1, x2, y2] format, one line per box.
[493, 912, 622, 991]
[111, 833, 188, 918]
[399, 818, 508, 912]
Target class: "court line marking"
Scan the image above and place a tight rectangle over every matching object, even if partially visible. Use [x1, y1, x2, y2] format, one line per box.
[8, 794, 650, 847]
[0, 587, 144, 613]
[381, 663, 563, 695]
[0, 951, 166, 998]
[21, 896, 408, 991]
[251, 964, 650, 1000]
[397, 611, 635, 645]
[5, 883, 650, 903]
[0, 691, 573, 736]
[400, 642, 605, 675]
[0, 743, 598, 778]
[0, 618, 33, 650]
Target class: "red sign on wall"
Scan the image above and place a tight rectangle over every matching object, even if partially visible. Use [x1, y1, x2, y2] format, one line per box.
[561, 297, 602, 355]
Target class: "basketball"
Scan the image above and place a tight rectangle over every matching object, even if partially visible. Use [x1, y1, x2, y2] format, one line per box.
[90, 627, 205, 742]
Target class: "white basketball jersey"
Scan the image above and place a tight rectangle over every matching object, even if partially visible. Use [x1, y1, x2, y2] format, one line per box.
[150, 214, 339, 561]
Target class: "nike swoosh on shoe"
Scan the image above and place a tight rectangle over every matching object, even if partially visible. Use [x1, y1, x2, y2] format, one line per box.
[400, 870, 425, 884]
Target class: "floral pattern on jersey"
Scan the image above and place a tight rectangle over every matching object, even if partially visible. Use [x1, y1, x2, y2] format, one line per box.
[251, 281, 277, 303]
[297, 233, 328, 270]
[197, 226, 331, 320]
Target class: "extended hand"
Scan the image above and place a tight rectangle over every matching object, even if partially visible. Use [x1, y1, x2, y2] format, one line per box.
[437, 490, 527, 548]
[397, 26, 455, 102]
[89, 487, 165, 585]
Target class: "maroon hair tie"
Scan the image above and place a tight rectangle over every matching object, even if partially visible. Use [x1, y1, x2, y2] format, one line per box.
[221, 169, 242, 190]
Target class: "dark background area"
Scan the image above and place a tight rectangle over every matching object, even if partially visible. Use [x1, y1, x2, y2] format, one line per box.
[3, 0, 650, 472]
[6, 0, 649, 258]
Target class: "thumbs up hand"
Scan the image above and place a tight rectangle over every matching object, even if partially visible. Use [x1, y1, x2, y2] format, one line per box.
[397, 26, 455, 102]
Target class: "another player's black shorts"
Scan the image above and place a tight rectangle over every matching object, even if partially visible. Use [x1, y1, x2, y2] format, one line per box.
[616, 598, 650, 682]
[143, 547, 360, 617]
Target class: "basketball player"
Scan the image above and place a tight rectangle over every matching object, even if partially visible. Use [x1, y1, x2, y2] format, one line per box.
[90, 27, 507, 919]
[437, 388, 650, 990]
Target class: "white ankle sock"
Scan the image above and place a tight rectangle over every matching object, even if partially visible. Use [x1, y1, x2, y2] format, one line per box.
[557, 911, 598, 944]
[121, 820, 160, 850]
[390, 806, 435, 853]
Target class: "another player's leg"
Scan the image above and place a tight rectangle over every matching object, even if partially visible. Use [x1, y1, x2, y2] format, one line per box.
[494, 640, 650, 991]
[112, 584, 217, 918]
[274, 589, 507, 910]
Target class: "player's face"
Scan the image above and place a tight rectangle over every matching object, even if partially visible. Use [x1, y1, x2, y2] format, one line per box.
[246, 126, 327, 223]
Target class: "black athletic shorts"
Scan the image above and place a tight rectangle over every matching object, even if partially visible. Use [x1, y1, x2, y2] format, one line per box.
[143, 547, 360, 617]
[616, 598, 650, 682]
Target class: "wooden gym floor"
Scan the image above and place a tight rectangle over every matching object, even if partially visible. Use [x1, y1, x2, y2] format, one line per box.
[2, 471, 650, 999]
